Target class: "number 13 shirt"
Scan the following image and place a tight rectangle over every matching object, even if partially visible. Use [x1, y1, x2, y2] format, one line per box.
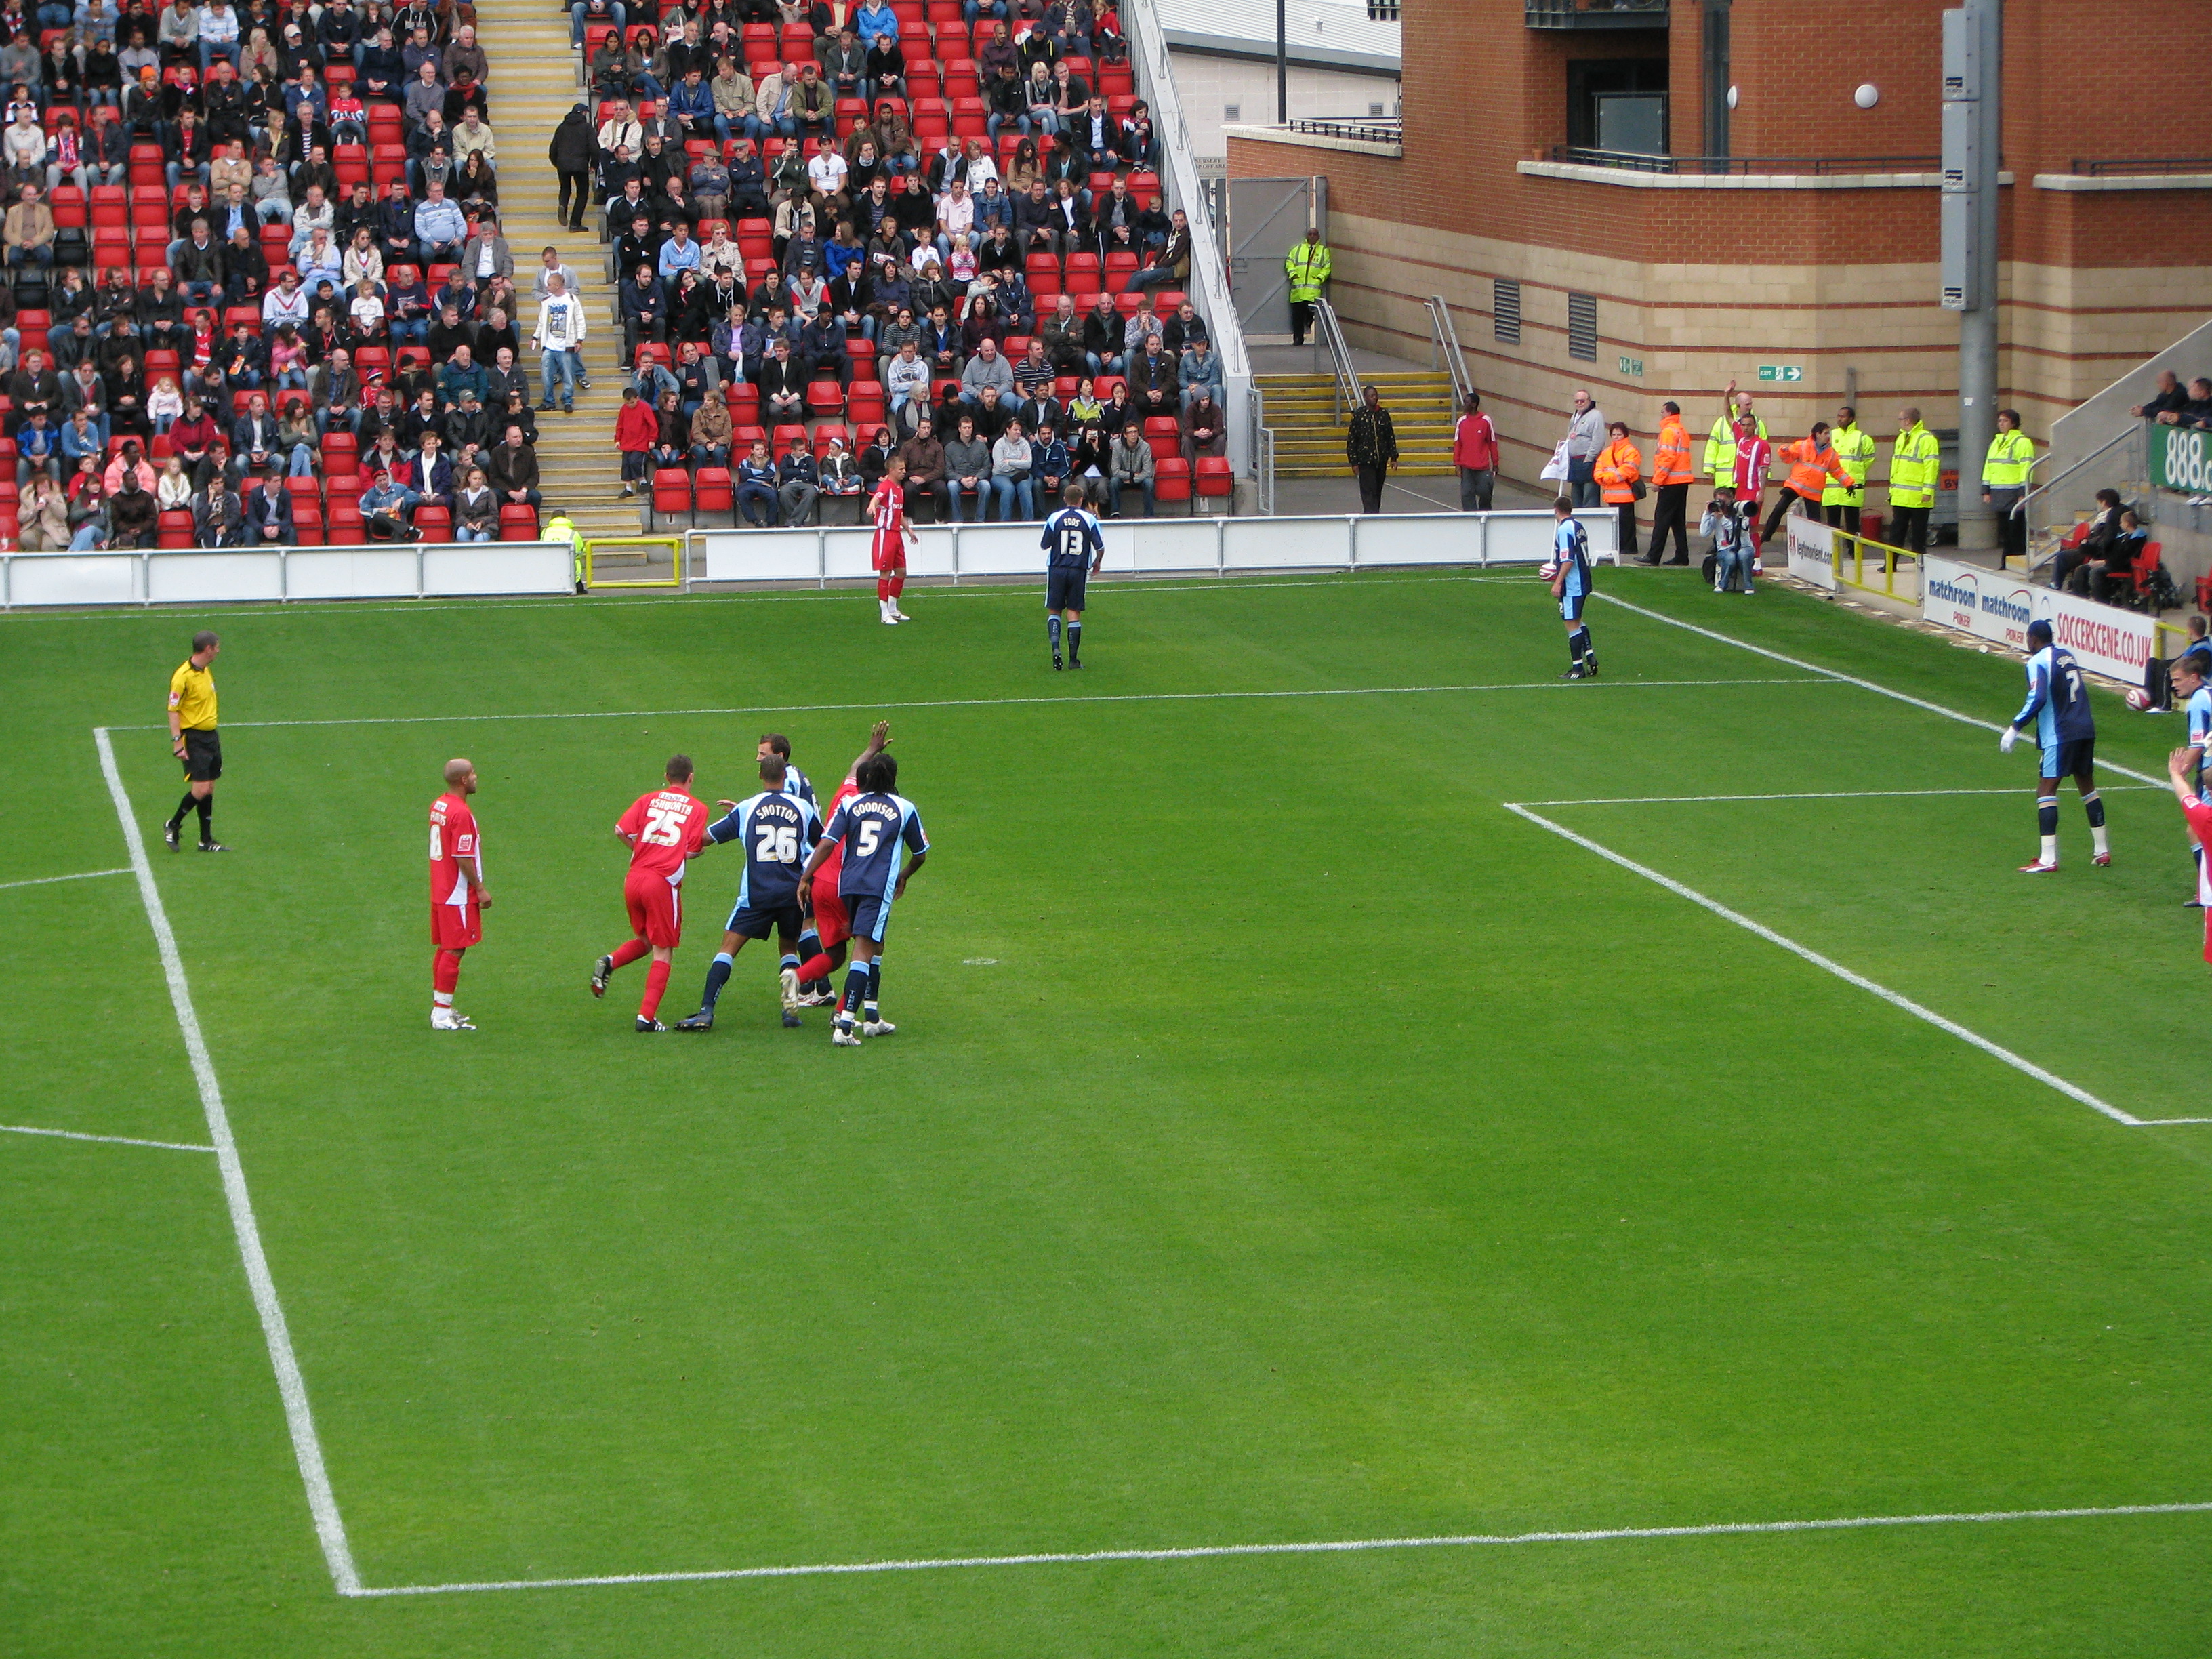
[820, 790, 928, 905]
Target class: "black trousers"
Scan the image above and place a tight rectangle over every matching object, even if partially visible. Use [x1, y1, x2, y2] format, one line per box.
[1290, 298, 1314, 345]
[1990, 488, 2027, 567]
[1355, 462, 1387, 514]
[1646, 480, 1689, 561]
[1614, 501, 1637, 560]
[1762, 487, 1820, 544]
[556, 169, 591, 226]
[1824, 501, 1860, 534]
[1891, 504, 1931, 555]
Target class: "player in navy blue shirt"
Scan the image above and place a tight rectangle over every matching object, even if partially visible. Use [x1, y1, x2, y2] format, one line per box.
[674, 753, 823, 1029]
[1041, 483, 1106, 670]
[1548, 496, 1597, 678]
[756, 730, 824, 993]
[2001, 617, 2108, 873]
[796, 750, 929, 1046]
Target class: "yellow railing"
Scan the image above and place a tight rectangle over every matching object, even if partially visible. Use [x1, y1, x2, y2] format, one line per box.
[583, 537, 683, 590]
[1826, 529, 1918, 599]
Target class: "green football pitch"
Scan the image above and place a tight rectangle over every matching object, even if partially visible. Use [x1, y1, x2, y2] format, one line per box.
[4, 569, 2209, 1656]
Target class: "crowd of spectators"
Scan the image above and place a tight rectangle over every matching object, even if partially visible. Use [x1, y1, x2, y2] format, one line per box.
[560, 0, 1231, 522]
[0, 0, 533, 548]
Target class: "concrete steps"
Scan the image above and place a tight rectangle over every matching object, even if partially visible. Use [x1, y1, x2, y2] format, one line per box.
[471, 0, 642, 544]
[1256, 370, 1458, 478]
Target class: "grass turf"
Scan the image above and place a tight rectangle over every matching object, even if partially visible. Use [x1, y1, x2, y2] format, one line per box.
[2, 569, 2209, 1656]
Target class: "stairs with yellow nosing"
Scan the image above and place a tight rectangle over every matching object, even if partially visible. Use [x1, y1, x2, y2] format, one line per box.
[470, 0, 649, 550]
[1258, 370, 1459, 478]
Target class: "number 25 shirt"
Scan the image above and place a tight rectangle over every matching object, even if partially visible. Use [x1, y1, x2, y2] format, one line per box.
[616, 787, 710, 888]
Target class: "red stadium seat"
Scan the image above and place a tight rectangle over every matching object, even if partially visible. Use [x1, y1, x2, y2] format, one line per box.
[499, 504, 541, 540]
[413, 504, 453, 541]
[1195, 455, 1233, 510]
[693, 466, 733, 524]
[1153, 456, 1191, 512]
[771, 424, 808, 458]
[157, 509, 194, 547]
[1142, 415, 1179, 460]
[327, 504, 365, 542]
[651, 467, 693, 525]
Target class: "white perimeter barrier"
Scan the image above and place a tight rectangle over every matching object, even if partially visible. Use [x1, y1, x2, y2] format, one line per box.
[1921, 553, 2156, 684]
[0, 541, 573, 610]
[693, 510, 1620, 586]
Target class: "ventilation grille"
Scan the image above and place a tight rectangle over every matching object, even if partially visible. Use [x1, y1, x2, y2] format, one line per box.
[1567, 291, 1597, 361]
[1493, 278, 1521, 345]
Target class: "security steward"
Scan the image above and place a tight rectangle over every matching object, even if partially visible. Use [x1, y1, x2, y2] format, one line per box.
[1284, 226, 1331, 348]
[1982, 407, 2036, 569]
[1888, 406, 1942, 558]
[1824, 404, 1877, 534]
[164, 630, 228, 853]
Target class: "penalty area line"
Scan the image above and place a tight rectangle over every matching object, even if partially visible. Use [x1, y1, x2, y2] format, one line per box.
[94, 726, 363, 1597]
[1522, 785, 2169, 808]
[1501, 801, 2144, 1127]
[346, 1500, 2212, 1598]
[0, 866, 130, 891]
[115, 676, 1846, 733]
[0, 1122, 216, 1153]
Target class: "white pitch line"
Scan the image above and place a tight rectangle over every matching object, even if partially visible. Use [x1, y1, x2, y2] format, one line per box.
[0, 1122, 216, 1153]
[1523, 785, 2168, 808]
[94, 727, 362, 1597]
[1502, 802, 2142, 1127]
[346, 1500, 2212, 1598]
[114, 677, 1841, 734]
[0, 866, 129, 891]
[1593, 592, 2168, 788]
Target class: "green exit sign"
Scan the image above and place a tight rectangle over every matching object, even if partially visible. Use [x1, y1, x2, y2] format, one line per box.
[1757, 364, 1805, 383]
[1617, 354, 1643, 378]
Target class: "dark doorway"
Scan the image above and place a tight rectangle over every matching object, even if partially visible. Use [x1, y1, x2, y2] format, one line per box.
[1566, 57, 1668, 152]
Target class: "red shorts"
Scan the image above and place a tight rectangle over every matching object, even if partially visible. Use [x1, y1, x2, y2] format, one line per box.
[872, 533, 902, 571]
[811, 875, 850, 949]
[430, 901, 481, 949]
[624, 871, 686, 948]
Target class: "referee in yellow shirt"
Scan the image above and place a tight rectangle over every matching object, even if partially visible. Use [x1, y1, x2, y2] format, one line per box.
[164, 631, 228, 853]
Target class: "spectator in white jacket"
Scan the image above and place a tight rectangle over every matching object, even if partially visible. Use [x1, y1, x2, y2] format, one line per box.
[532, 272, 588, 413]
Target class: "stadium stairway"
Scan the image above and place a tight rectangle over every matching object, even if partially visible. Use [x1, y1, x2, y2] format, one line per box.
[1258, 370, 1458, 478]
[473, 0, 640, 546]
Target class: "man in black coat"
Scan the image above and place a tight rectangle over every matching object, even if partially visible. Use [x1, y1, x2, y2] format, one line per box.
[548, 102, 595, 233]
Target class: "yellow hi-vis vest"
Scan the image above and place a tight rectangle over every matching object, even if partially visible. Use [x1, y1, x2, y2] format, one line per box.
[1825, 423, 1876, 506]
[1705, 411, 1766, 480]
[1983, 428, 2034, 489]
[546, 514, 584, 582]
[1284, 241, 1331, 303]
[1889, 423, 1941, 508]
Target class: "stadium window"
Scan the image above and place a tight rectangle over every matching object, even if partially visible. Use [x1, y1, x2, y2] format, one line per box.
[1368, 102, 1384, 117]
[1493, 278, 1521, 346]
[1567, 291, 1598, 362]
[1366, 0, 1399, 16]
[1223, 103, 1239, 120]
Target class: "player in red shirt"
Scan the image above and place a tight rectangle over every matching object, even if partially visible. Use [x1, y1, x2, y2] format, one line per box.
[870, 454, 918, 626]
[2171, 747, 2212, 962]
[1730, 416, 1776, 560]
[429, 758, 489, 1031]
[791, 720, 893, 1000]
[591, 753, 712, 1031]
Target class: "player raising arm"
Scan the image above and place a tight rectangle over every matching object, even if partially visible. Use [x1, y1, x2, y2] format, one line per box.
[1041, 482, 1105, 670]
[1999, 617, 2109, 874]
[428, 758, 489, 1031]
[592, 754, 711, 1031]
[675, 752, 823, 1032]
[796, 743, 926, 1047]
[788, 722, 893, 1006]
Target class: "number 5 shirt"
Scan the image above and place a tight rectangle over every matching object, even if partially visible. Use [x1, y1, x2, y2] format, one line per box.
[616, 787, 710, 886]
[705, 789, 821, 909]
[819, 790, 928, 905]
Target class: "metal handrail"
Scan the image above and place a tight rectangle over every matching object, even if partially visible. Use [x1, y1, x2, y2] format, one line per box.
[2071, 157, 2212, 176]
[1423, 296, 1473, 405]
[1311, 298, 1360, 419]
[1285, 117, 1402, 146]
[1544, 145, 1940, 176]
[2015, 421, 2143, 525]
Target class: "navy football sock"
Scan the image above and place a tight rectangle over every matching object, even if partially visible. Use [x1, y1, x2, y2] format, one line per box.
[2037, 798, 2060, 836]
[1067, 620, 1081, 661]
[840, 962, 869, 1021]
[1573, 626, 1594, 663]
[701, 952, 733, 1011]
[1567, 630, 1584, 665]
[1048, 615, 1062, 652]
[2082, 790, 2106, 829]
[866, 958, 881, 1016]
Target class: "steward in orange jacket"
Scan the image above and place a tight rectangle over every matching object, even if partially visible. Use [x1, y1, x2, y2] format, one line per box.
[1761, 423, 1853, 544]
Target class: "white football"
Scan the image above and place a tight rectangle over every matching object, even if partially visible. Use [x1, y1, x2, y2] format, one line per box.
[1538, 562, 1559, 581]
[2125, 687, 2152, 711]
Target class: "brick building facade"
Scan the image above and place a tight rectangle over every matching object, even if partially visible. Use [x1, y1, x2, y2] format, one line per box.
[1227, 0, 2212, 491]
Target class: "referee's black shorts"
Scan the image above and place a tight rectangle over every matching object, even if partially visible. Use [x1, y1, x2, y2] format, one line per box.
[1046, 565, 1088, 613]
[182, 728, 222, 782]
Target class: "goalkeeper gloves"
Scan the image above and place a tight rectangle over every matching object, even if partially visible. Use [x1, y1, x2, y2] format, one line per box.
[1999, 726, 2019, 754]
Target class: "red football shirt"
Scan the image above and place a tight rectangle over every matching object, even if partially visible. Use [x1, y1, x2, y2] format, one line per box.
[813, 775, 861, 888]
[616, 787, 709, 882]
[2188, 798, 2212, 960]
[429, 790, 479, 908]
[869, 479, 905, 568]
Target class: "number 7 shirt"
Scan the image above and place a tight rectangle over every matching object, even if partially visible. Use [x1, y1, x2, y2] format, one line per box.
[617, 787, 710, 886]
[819, 790, 928, 905]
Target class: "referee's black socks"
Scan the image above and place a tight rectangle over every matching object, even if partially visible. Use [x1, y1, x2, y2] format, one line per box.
[194, 795, 213, 843]
[168, 790, 197, 832]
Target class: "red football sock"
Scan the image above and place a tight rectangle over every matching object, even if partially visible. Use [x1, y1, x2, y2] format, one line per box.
[641, 960, 670, 1019]
[796, 951, 836, 983]
[877, 576, 890, 601]
[890, 573, 905, 598]
[609, 937, 651, 970]
[433, 948, 462, 995]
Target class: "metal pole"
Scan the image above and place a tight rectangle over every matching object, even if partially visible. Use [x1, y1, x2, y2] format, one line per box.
[1701, 0, 1729, 165]
[1948, 0, 2003, 552]
[1275, 0, 1287, 125]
